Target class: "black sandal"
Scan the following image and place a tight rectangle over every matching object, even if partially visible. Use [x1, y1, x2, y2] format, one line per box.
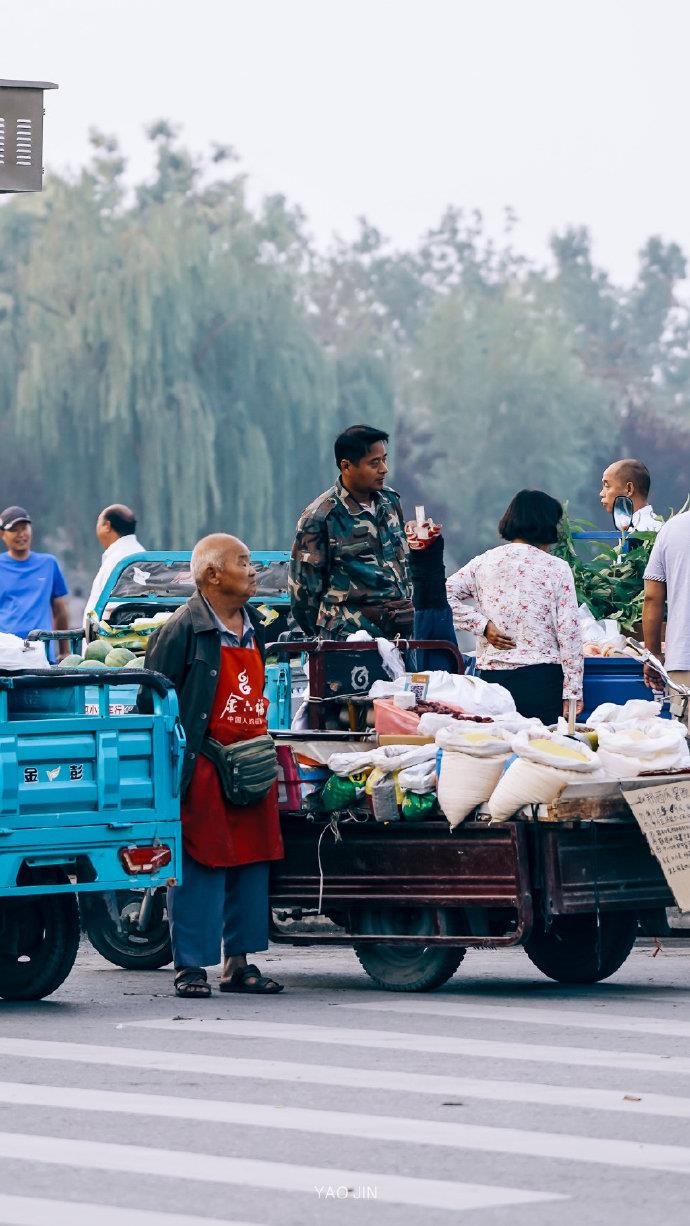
[174, 967, 212, 998]
[219, 963, 284, 994]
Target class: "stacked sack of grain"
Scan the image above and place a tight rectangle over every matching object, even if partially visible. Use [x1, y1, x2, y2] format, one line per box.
[488, 729, 599, 823]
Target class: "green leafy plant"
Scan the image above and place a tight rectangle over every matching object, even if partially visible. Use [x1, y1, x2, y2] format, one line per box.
[554, 509, 656, 635]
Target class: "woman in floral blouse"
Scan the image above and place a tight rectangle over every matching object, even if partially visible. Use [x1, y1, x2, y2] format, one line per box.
[446, 490, 583, 725]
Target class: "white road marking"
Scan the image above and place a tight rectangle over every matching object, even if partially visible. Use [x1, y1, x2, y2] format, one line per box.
[125, 1017, 690, 1077]
[343, 999, 690, 1039]
[0, 1193, 258, 1226]
[0, 1080, 687, 1174]
[0, 1036, 687, 1120]
[0, 1132, 560, 1213]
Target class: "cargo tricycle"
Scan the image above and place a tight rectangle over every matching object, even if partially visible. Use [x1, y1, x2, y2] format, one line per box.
[267, 639, 681, 991]
[0, 663, 183, 998]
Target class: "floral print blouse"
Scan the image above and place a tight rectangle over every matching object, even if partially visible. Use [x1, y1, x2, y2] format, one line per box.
[446, 543, 583, 699]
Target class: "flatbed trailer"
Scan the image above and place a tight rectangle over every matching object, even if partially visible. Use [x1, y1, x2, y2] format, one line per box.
[269, 777, 677, 991]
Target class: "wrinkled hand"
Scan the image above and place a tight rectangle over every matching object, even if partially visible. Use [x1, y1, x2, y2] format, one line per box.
[562, 699, 584, 720]
[484, 621, 516, 650]
[643, 661, 665, 691]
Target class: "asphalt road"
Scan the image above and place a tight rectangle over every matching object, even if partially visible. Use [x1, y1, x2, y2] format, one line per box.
[0, 937, 688, 1225]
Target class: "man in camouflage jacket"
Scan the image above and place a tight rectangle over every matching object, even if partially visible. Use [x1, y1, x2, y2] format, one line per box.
[289, 424, 413, 640]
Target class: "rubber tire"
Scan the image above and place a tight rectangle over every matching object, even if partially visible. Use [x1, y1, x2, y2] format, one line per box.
[82, 890, 172, 970]
[525, 910, 638, 984]
[0, 892, 80, 1001]
[353, 907, 466, 992]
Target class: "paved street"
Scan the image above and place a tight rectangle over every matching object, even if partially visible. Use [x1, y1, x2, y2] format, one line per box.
[0, 938, 688, 1224]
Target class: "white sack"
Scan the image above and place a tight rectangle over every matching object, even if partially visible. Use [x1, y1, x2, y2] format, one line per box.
[488, 758, 587, 823]
[511, 729, 597, 773]
[595, 721, 690, 772]
[0, 632, 49, 672]
[370, 743, 438, 774]
[417, 712, 459, 736]
[436, 723, 512, 757]
[328, 750, 378, 777]
[588, 699, 662, 727]
[438, 750, 509, 828]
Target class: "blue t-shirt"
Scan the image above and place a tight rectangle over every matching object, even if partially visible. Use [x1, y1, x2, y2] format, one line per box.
[0, 552, 69, 651]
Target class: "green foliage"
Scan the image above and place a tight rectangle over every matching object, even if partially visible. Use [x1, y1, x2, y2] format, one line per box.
[554, 511, 655, 634]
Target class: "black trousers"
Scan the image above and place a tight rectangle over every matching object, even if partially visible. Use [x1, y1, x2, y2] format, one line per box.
[478, 663, 564, 726]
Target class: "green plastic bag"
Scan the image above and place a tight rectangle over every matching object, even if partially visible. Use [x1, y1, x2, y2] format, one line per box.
[320, 774, 360, 812]
[401, 791, 437, 820]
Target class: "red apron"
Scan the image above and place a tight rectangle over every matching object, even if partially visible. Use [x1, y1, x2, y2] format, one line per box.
[182, 643, 284, 868]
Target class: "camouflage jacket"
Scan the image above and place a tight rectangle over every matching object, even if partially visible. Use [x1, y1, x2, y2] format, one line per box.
[289, 479, 411, 639]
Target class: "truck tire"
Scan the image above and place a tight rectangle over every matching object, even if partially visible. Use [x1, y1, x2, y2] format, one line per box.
[353, 906, 466, 992]
[82, 890, 172, 970]
[0, 892, 80, 1001]
[525, 910, 638, 984]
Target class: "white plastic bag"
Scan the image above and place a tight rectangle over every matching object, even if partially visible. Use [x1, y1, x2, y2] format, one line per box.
[0, 632, 49, 672]
[369, 670, 516, 717]
[398, 763, 436, 794]
[436, 723, 512, 756]
[327, 749, 378, 777]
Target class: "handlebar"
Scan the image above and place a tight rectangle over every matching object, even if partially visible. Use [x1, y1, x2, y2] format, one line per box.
[625, 637, 690, 700]
[0, 668, 175, 699]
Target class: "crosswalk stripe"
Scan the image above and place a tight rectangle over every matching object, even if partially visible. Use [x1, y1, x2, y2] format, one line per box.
[343, 999, 690, 1039]
[0, 1079, 690, 1174]
[0, 1132, 560, 1212]
[0, 1192, 259, 1226]
[126, 1017, 690, 1077]
[0, 1036, 688, 1120]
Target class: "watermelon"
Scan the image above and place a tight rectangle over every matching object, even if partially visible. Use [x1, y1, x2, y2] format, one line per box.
[58, 654, 83, 668]
[104, 648, 136, 668]
[85, 640, 111, 662]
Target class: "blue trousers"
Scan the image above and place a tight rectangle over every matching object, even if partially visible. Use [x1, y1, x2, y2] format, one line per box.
[168, 849, 271, 969]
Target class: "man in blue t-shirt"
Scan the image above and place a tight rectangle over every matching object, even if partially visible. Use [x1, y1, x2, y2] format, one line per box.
[0, 506, 69, 661]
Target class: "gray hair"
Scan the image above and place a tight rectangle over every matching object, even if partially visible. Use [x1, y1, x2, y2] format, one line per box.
[190, 535, 231, 586]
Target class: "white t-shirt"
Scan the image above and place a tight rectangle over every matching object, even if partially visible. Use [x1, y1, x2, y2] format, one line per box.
[631, 504, 662, 533]
[644, 512, 690, 670]
[83, 534, 146, 625]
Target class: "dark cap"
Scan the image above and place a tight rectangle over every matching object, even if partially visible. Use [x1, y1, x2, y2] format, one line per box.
[0, 506, 31, 530]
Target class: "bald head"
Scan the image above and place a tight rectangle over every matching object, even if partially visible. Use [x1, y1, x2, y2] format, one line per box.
[600, 458, 651, 514]
[191, 533, 256, 604]
[97, 503, 137, 548]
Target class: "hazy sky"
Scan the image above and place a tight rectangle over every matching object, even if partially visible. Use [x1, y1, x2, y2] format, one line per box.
[6, 0, 690, 284]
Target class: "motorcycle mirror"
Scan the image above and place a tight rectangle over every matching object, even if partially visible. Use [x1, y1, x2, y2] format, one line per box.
[612, 495, 634, 533]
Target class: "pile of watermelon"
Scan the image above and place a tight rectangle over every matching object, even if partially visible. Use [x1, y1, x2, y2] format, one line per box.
[58, 642, 142, 670]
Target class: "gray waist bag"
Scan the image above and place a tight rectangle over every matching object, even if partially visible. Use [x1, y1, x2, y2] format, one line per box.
[201, 734, 278, 806]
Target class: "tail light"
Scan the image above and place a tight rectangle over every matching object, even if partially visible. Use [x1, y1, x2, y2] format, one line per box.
[119, 845, 172, 874]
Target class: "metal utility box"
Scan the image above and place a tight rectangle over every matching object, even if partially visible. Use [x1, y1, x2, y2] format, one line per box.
[0, 80, 58, 193]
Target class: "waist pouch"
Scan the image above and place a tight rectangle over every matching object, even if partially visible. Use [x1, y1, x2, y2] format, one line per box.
[365, 597, 414, 638]
[201, 734, 278, 806]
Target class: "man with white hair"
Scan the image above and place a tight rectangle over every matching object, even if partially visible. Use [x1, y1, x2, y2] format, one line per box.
[142, 533, 284, 998]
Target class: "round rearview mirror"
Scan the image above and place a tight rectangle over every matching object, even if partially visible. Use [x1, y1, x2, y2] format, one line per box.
[612, 495, 634, 532]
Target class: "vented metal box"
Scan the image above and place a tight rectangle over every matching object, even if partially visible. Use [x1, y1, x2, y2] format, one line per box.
[0, 79, 58, 193]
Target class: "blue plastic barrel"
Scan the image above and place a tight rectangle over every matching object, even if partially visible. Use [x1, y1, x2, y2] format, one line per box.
[582, 656, 666, 721]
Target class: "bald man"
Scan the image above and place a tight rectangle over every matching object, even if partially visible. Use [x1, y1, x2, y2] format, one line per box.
[83, 503, 145, 626]
[142, 534, 284, 999]
[600, 459, 662, 533]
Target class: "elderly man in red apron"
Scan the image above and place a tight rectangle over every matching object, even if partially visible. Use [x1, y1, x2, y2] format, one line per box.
[143, 533, 284, 999]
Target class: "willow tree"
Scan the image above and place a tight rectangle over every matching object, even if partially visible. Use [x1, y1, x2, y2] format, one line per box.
[1, 126, 336, 577]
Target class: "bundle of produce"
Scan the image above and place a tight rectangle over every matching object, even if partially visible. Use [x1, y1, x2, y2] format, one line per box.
[436, 724, 512, 828]
[89, 611, 173, 653]
[488, 729, 599, 823]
